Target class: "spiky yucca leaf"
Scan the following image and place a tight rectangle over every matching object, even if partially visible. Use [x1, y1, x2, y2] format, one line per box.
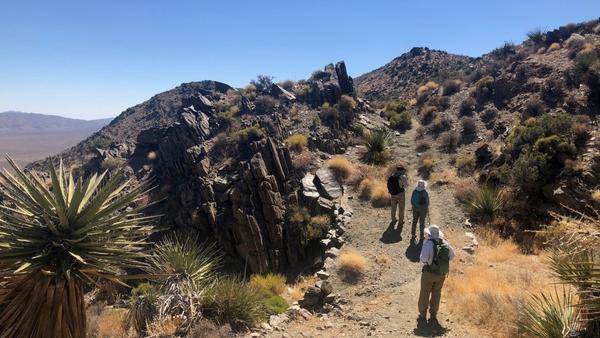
[518, 287, 580, 338]
[470, 186, 505, 218]
[0, 156, 157, 337]
[363, 129, 392, 164]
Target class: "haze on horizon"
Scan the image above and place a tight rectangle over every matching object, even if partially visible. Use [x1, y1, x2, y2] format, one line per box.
[1, 0, 599, 120]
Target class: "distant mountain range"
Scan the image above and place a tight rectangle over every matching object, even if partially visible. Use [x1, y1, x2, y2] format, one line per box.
[0, 111, 112, 134]
[0, 111, 112, 168]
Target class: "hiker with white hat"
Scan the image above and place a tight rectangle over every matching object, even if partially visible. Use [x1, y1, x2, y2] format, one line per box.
[410, 180, 430, 241]
[418, 224, 455, 323]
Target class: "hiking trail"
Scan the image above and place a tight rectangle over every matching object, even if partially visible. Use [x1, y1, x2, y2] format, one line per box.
[265, 116, 484, 338]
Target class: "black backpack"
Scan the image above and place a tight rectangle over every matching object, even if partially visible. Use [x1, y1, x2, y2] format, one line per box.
[387, 175, 402, 195]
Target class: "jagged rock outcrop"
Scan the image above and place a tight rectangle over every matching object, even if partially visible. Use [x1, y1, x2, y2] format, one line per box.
[301, 61, 355, 108]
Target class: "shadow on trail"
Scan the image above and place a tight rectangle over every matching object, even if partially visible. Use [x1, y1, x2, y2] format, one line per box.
[405, 238, 423, 262]
[380, 221, 402, 244]
[414, 317, 448, 337]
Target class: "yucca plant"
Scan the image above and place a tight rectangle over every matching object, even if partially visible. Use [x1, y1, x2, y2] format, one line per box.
[0, 156, 156, 338]
[363, 129, 392, 164]
[518, 287, 580, 338]
[126, 283, 159, 335]
[145, 235, 220, 329]
[470, 186, 505, 218]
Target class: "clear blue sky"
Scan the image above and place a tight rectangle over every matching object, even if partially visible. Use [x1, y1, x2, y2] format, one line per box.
[1, 1, 599, 119]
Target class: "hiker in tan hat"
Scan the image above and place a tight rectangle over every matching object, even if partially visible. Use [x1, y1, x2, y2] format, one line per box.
[418, 224, 455, 323]
[410, 180, 429, 241]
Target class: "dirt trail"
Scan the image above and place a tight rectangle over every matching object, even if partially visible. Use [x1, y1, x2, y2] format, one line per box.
[266, 117, 482, 338]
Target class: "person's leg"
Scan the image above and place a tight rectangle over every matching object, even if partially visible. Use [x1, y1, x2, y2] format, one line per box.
[391, 196, 398, 221]
[418, 271, 434, 317]
[398, 193, 406, 223]
[419, 208, 427, 240]
[429, 274, 446, 319]
[411, 208, 419, 237]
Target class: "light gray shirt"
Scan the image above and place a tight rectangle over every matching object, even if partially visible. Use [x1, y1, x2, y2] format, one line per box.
[420, 239, 455, 265]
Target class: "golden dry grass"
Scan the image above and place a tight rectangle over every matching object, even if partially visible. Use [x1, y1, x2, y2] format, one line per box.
[430, 169, 458, 185]
[592, 190, 600, 202]
[310, 215, 330, 227]
[358, 176, 390, 207]
[453, 178, 477, 203]
[422, 157, 434, 170]
[338, 249, 368, 275]
[146, 317, 182, 337]
[547, 42, 562, 52]
[327, 156, 355, 181]
[250, 273, 287, 295]
[95, 308, 131, 338]
[417, 81, 440, 95]
[444, 230, 555, 338]
[287, 134, 308, 152]
[287, 275, 318, 301]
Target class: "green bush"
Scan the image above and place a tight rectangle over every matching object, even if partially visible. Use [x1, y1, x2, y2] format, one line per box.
[470, 187, 505, 218]
[363, 129, 392, 164]
[533, 135, 576, 161]
[459, 97, 476, 116]
[491, 41, 516, 59]
[127, 283, 159, 335]
[442, 79, 461, 96]
[527, 29, 546, 45]
[384, 99, 410, 114]
[389, 111, 412, 130]
[202, 278, 266, 331]
[262, 294, 289, 315]
[320, 103, 339, 124]
[511, 149, 550, 193]
[439, 131, 459, 153]
[473, 76, 495, 102]
[249, 273, 286, 295]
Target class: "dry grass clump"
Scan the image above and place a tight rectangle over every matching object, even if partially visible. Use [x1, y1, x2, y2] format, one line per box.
[421, 153, 434, 171]
[287, 276, 318, 301]
[420, 105, 437, 124]
[453, 178, 477, 203]
[327, 156, 355, 181]
[358, 176, 390, 207]
[592, 190, 600, 202]
[93, 308, 131, 338]
[547, 42, 562, 52]
[417, 81, 440, 95]
[292, 152, 313, 172]
[444, 231, 554, 337]
[286, 134, 308, 152]
[430, 169, 458, 185]
[338, 249, 368, 276]
[250, 273, 287, 295]
[146, 316, 182, 338]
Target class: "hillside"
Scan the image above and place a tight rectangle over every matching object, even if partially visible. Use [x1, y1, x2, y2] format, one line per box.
[0, 111, 112, 168]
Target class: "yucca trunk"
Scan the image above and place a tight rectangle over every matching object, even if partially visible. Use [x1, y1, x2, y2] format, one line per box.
[0, 271, 85, 338]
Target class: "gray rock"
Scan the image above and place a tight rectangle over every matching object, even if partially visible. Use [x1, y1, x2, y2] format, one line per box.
[314, 167, 343, 199]
[316, 270, 330, 280]
[323, 257, 336, 270]
[325, 247, 340, 258]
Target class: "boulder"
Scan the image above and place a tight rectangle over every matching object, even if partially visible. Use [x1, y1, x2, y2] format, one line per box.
[314, 167, 343, 199]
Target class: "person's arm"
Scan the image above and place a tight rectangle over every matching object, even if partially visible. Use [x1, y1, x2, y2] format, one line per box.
[420, 240, 433, 265]
[447, 241, 455, 260]
[425, 191, 430, 208]
[401, 175, 409, 189]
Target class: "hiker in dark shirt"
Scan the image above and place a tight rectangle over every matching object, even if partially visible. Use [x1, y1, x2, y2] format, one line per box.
[410, 180, 429, 241]
[387, 166, 409, 224]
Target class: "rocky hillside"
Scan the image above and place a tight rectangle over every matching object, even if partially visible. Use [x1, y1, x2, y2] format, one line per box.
[29, 61, 365, 274]
[355, 47, 475, 102]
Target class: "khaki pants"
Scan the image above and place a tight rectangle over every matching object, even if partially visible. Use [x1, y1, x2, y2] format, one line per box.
[418, 271, 446, 317]
[390, 193, 405, 221]
[412, 207, 428, 238]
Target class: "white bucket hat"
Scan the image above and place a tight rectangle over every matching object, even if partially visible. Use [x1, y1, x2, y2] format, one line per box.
[425, 224, 444, 239]
[416, 180, 428, 191]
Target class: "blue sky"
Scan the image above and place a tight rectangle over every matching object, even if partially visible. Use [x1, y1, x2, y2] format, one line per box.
[1, 1, 599, 119]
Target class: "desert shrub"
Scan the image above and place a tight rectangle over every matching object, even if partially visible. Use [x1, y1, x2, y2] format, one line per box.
[308, 214, 330, 237]
[288, 206, 310, 225]
[101, 157, 126, 171]
[432, 115, 452, 133]
[384, 99, 410, 114]
[540, 78, 565, 106]
[94, 308, 129, 338]
[442, 79, 461, 96]
[433, 96, 451, 110]
[474, 76, 495, 102]
[243, 84, 257, 99]
[511, 149, 550, 193]
[249, 273, 286, 295]
[187, 319, 232, 338]
[470, 187, 505, 218]
[420, 105, 437, 124]
[292, 152, 312, 173]
[523, 98, 546, 118]
[417, 81, 439, 95]
[459, 97, 476, 116]
[527, 29, 546, 45]
[286, 134, 308, 152]
[439, 131, 460, 153]
[481, 106, 498, 123]
[533, 135, 576, 161]
[491, 41, 516, 59]
[338, 249, 367, 276]
[202, 278, 266, 331]
[278, 80, 295, 91]
[460, 116, 477, 135]
[84, 135, 114, 152]
[338, 94, 357, 113]
[456, 152, 476, 174]
[250, 75, 274, 94]
[572, 122, 590, 147]
[146, 317, 182, 337]
[422, 156, 434, 171]
[327, 156, 355, 180]
[517, 288, 580, 338]
[565, 33, 585, 55]
[358, 176, 389, 207]
[127, 283, 158, 335]
[454, 179, 477, 203]
[415, 126, 426, 140]
[253, 95, 278, 114]
[320, 103, 339, 124]
[389, 111, 412, 130]
[547, 42, 562, 52]
[363, 129, 392, 164]
[261, 293, 289, 315]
